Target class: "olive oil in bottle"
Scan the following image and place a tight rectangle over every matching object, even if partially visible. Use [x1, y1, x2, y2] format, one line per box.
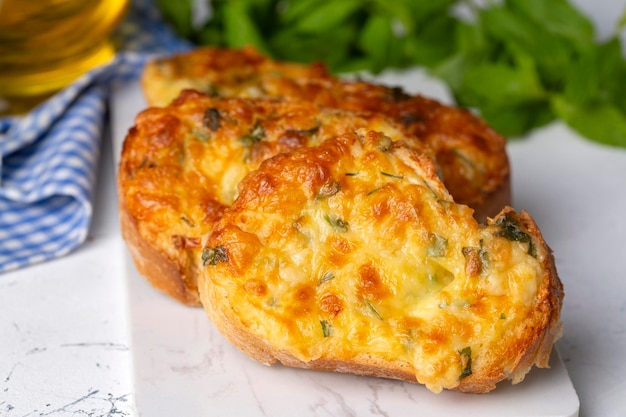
[0, 0, 128, 113]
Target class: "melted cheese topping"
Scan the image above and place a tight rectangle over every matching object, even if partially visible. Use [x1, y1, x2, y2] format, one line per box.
[202, 131, 546, 393]
[141, 46, 509, 214]
[119, 91, 425, 295]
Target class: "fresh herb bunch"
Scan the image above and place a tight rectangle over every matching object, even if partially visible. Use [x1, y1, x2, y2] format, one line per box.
[157, 0, 626, 147]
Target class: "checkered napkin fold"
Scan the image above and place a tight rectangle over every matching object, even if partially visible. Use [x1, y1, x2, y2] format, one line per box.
[0, 0, 191, 273]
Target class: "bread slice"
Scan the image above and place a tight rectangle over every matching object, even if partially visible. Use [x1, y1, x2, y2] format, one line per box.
[118, 90, 430, 305]
[141, 46, 510, 221]
[198, 129, 563, 393]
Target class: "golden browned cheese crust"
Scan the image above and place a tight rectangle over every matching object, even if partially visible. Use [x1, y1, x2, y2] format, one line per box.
[199, 130, 563, 393]
[141, 46, 330, 108]
[141, 46, 510, 221]
[118, 90, 430, 305]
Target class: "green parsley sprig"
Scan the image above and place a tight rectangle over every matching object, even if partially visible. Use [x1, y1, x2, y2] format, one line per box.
[157, 0, 626, 147]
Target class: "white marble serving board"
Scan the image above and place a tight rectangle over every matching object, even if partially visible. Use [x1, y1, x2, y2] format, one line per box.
[111, 73, 579, 417]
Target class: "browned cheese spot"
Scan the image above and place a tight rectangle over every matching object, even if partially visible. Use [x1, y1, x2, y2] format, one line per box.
[171, 235, 201, 249]
[328, 237, 354, 267]
[277, 131, 309, 150]
[470, 294, 488, 316]
[462, 247, 483, 277]
[320, 293, 344, 317]
[291, 284, 316, 317]
[144, 113, 181, 148]
[244, 279, 267, 297]
[249, 141, 278, 166]
[202, 199, 227, 223]
[372, 198, 390, 219]
[357, 263, 390, 302]
[423, 323, 451, 354]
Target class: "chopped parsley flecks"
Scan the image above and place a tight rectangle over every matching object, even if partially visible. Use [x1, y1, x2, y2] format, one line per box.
[459, 346, 473, 380]
[479, 239, 489, 272]
[427, 233, 448, 258]
[203, 108, 222, 131]
[320, 320, 332, 337]
[288, 122, 320, 137]
[202, 245, 228, 266]
[494, 213, 537, 258]
[364, 299, 383, 320]
[324, 214, 348, 232]
[380, 171, 404, 180]
[399, 113, 424, 127]
[204, 83, 219, 97]
[239, 121, 265, 147]
[318, 181, 342, 198]
[180, 215, 195, 227]
[193, 129, 210, 142]
[318, 271, 335, 286]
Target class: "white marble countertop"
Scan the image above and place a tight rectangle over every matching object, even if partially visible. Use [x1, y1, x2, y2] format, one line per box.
[2, 2, 626, 415]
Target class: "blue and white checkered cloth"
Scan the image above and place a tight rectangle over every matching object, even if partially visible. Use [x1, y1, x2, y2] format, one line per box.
[0, 0, 192, 272]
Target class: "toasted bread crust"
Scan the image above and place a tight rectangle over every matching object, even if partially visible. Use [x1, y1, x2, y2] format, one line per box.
[199, 132, 563, 393]
[118, 194, 202, 305]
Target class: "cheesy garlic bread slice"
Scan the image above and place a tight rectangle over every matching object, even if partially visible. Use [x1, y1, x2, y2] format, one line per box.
[199, 129, 563, 393]
[118, 90, 429, 305]
[142, 46, 509, 221]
